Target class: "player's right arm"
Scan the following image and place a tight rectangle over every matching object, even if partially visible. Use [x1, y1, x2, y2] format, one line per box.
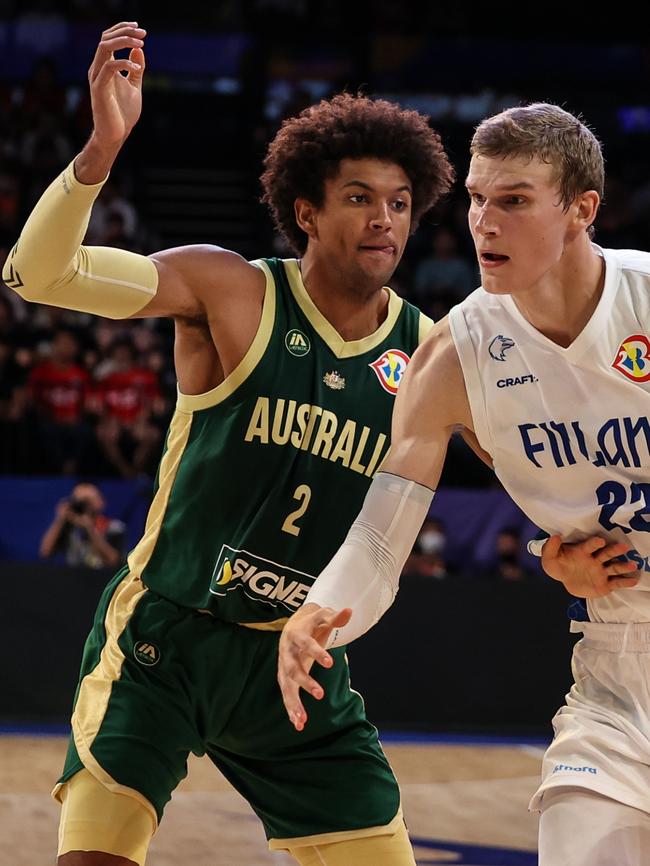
[3, 22, 263, 330]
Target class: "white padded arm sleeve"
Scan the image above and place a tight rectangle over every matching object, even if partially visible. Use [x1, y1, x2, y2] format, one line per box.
[306, 471, 434, 647]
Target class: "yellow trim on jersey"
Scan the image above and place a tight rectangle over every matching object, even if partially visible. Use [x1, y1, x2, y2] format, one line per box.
[418, 311, 434, 344]
[238, 617, 288, 632]
[269, 807, 404, 850]
[55, 572, 157, 826]
[283, 259, 403, 359]
[176, 258, 276, 412]
[127, 408, 194, 578]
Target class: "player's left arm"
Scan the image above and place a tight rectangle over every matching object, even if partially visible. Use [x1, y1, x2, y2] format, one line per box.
[278, 322, 469, 729]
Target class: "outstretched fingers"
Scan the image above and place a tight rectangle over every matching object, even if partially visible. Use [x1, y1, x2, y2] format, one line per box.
[277, 605, 353, 731]
[89, 23, 146, 83]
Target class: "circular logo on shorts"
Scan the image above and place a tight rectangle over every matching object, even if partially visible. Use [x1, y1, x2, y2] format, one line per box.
[285, 329, 311, 357]
[134, 641, 160, 666]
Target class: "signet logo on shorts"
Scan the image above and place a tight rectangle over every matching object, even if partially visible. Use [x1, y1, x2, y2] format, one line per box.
[134, 641, 160, 666]
[285, 329, 311, 357]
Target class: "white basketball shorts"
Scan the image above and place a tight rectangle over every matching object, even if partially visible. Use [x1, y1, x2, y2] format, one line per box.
[530, 621, 650, 815]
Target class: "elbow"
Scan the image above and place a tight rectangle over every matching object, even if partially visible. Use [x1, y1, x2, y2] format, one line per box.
[3, 262, 44, 303]
[2, 254, 29, 299]
[2, 246, 65, 303]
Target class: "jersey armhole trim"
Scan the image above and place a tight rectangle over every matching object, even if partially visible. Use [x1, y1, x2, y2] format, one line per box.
[418, 312, 434, 344]
[448, 305, 494, 455]
[176, 259, 276, 412]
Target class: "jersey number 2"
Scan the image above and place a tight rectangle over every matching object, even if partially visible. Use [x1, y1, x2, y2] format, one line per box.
[282, 484, 312, 536]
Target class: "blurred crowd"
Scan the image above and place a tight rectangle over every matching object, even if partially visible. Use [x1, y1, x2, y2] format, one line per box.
[3, 8, 650, 497]
[404, 519, 540, 582]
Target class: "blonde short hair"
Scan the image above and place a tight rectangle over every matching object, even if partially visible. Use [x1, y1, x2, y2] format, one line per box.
[471, 102, 604, 211]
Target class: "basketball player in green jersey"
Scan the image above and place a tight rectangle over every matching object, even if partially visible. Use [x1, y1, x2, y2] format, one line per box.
[5, 21, 455, 866]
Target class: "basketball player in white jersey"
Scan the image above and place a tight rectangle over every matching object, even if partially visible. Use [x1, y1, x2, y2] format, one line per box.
[277, 103, 650, 865]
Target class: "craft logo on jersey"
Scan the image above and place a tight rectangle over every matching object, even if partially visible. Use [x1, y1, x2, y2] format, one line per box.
[489, 334, 515, 361]
[369, 349, 410, 394]
[210, 544, 316, 611]
[285, 329, 311, 357]
[612, 334, 650, 382]
[133, 641, 160, 666]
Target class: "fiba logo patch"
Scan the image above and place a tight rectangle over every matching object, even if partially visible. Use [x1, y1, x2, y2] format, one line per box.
[285, 329, 311, 357]
[612, 334, 650, 382]
[134, 641, 160, 666]
[369, 349, 410, 394]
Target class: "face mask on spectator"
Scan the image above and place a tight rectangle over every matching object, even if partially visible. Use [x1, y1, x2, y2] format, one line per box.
[419, 530, 445, 555]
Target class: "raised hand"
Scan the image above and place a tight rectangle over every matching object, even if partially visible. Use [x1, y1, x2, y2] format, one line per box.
[542, 535, 640, 598]
[75, 22, 147, 183]
[88, 21, 147, 148]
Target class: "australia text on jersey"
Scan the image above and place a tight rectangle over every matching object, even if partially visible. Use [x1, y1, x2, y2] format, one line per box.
[244, 396, 389, 477]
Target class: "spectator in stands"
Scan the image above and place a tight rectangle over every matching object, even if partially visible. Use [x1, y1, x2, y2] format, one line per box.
[489, 526, 531, 582]
[28, 327, 91, 474]
[404, 517, 451, 579]
[20, 111, 73, 207]
[0, 167, 19, 249]
[92, 336, 164, 478]
[86, 177, 138, 247]
[413, 226, 476, 320]
[39, 481, 125, 568]
[19, 56, 66, 124]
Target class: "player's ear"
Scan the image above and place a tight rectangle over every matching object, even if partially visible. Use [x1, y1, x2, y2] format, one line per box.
[574, 189, 600, 231]
[294, 199, 318, 240]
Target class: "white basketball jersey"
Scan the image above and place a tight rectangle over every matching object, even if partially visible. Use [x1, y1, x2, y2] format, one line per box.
[449, 247, 650, 623]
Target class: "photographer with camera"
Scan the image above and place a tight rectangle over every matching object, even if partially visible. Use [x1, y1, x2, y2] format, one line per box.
[39, 482, 125, 568]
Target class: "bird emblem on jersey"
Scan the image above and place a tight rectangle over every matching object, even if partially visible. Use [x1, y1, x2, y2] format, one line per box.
[323, 371, 346, 390]
[369, 349, 410, 394]
[489, 334, 515, 361]
[612, 334, 650, 382]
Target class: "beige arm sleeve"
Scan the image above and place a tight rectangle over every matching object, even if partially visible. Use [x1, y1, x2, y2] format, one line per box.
[2, 160, 158, 318]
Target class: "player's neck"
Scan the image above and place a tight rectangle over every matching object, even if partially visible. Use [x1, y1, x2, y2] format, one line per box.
[297, 255, 389, 341]
[511, 239, 605, 348]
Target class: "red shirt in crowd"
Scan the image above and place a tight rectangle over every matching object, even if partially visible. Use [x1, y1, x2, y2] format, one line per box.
[96, 368, 161, 424]
[29, 361, 90, 423]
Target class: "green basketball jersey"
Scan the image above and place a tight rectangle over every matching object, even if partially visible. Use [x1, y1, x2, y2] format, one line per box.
[128, 258, 431, 622]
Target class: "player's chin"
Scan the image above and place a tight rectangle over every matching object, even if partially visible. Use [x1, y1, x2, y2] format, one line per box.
[356, 252, 397, 283]
[480, 272, 516, 295]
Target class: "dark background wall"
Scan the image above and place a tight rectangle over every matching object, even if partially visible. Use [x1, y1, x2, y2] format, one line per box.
[0, 563, 577, 733]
